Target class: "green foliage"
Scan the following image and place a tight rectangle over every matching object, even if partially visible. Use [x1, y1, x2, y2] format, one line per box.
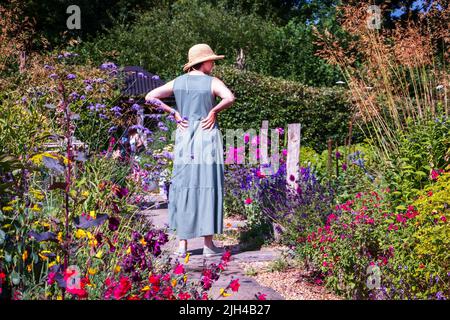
[214, 65, 353, 151]
[382, 117, 450, 209]
[77, 0, 341, 87]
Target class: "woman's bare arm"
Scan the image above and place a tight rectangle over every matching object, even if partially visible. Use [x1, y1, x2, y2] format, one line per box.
[210, 77, 235, 114]
[144, 79, 189, 130]
[144, 80, 175, 114]
[201, 77, 235, 130]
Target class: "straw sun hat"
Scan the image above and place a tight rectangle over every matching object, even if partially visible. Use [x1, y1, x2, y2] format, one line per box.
[183, 44, 225, 72]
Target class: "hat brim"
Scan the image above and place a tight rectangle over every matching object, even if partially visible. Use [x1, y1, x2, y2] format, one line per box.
[183, 55, 225, 72]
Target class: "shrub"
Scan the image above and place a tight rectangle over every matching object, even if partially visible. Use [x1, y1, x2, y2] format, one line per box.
[214, 65, 355, 151]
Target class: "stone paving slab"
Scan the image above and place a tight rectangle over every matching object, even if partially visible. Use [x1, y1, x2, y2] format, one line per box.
[140, 202, 285, 300]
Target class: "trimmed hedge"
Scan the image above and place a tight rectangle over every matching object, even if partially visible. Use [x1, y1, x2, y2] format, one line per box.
[213, 65, 356, 152]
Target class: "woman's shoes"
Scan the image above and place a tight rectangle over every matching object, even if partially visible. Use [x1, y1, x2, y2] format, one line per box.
[203, 244, 225, 257]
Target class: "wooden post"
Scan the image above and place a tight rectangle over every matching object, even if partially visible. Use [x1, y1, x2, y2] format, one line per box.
[286, 123, 301, 190]
[327, 138, 333, 176]
[260, 120, 269, 175]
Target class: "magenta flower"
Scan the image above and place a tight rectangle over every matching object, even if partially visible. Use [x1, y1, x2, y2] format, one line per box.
[245, 197, 253, 205]
[174, 264, 185, 275]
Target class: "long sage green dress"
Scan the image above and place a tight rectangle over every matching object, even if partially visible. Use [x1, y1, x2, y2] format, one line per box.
[168, 73, 224, 239]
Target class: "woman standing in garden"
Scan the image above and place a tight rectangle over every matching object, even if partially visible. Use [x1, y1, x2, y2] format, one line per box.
[145, 44, 235, 257]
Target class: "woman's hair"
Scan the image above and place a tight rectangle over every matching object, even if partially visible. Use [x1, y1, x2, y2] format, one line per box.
[188, 62, 203, 72]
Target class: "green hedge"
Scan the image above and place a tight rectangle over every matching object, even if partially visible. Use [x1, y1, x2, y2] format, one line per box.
[213, 65, 356, 151]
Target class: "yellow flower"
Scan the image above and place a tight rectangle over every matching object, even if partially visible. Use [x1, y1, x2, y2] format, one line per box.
[56, 295, 63, 300]
[114, 265, 121, 273]
[126, 246, 131, 255]
[89, 238, 98, 247]
[89, 210, 96, 219]
[219, 288, 232, 297]
[88, 268, 97, 275]
[22, 250, 28, 262]
[2, 206, 14, 212]
[75, 229, 87, 239]
[141, 286, 150, 292]
[41, 221, 50, 228]
[27, 264, 32, 272]
[57, 232, 63, 243]
[95, 250, 103, 259]
[30, 189, 45, 201]
[56, 255, 61, 263]
[139, 238, 147, 246]
[7, 199, 18, 205]
[183, 275, 188, 282]
[82, 191, 89, 197]
[171, 279, 177, 287]
[48, 261, 56, 268]
[31, 204, 42, 212]
[39, 250, 52, 261]
[184, 252, 191, 264]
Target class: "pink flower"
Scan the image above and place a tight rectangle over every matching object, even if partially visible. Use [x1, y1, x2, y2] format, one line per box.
[47, 272, 56, 285]
[244, 133, 250, 144]
[245, 197, 253, 205]
[322, 261, 328, 267]
[174, 264, 185, 275]
[441, 216, 447, 223]
[282, 149, 287, 157]
[229, 279, 240, 292]
[431, 169, 439, 180]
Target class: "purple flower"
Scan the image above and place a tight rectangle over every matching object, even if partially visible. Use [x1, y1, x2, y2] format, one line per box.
[342, 162, 347, 171]
[100, 62, 117, 70]
[85, 84, 93, 91]
[49, 73, 58, 79]
[152, 75, 160, 80]
[110, 106, 122, 112]
[335, 151, 341, 159]
[80, 95, 86, 100]
[108, 126, 118, 134]
[69, 92, 79, 100]
[132, 104, 142, 112]
[44, 64, 54, 70]
[67, 74, 76, 80]
[108, 216, 120, 231]
[99, 114, 108, 119]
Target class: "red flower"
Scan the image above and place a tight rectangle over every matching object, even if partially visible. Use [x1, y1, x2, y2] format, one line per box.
[256, 293, 267, 300]
[66, 287, 88, 299]
[178, 292, 191, 300]
[174, 264, 185, 275]
[162, 286, 173, 299]
[441, 216, 447, 223]
[419, 263, 425, 269]
[427, 191, 433, 197]
[149, 275, 161, 285]
[0, 272, 6, 280]
[245, 197, 253, 205]
[229, 279, 240, 292]
[221, 250, 232, 263]
[113, 276, 132, 300]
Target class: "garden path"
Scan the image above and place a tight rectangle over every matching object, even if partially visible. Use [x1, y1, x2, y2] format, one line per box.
[140, 194, 285, 300]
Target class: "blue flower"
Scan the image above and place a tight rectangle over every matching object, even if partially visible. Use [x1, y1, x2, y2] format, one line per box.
[67, 74, 76, 80]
